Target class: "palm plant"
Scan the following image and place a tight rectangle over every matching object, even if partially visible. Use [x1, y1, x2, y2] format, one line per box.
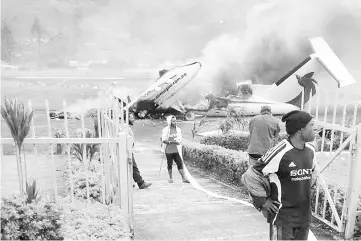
[71, 129, 99, 163]
[1, 96, 33, 194]
[25, 180, 39, 204]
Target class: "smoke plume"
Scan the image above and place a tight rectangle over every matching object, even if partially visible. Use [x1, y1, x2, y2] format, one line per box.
[199, 0, 361, 96]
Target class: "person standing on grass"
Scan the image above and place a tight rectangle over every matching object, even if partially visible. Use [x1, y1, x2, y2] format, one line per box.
[161, 115, 190, 183]
[247, 105, 281, 166]
[252, 110, 316, 240]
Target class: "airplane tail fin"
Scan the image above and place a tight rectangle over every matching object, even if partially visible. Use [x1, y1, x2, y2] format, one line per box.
[262, 37, 355, 108]
[309, 37, 356, 88]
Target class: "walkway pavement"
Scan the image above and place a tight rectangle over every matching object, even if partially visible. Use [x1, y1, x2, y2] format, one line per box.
[132, 141, 269, 240]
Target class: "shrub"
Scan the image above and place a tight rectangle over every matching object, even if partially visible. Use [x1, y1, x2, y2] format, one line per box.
[315, 131, 350, 152]
[53, 129, 65, 155]
[200, 133, 288, 151]
[310, 182, 361, 237]
[71, 129, 99, 163]
[64, 160, 103, 203]
[219, 117, 242, 134]
[60, 200, 130, 240]
[1, 195, 63, 240]
[182, 141, 249, 183]
[201, 133, 249, 151]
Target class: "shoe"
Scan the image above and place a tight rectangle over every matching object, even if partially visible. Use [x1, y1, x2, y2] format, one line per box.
[168, 178, 173, 183]
[139, 182, 152, 189]
[183, 179, 190, 183]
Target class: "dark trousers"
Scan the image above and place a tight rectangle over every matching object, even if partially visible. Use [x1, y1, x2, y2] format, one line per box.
[132, 154, 144, 187]
[165, 152, 183, 170]
[270, 223, 309, 240]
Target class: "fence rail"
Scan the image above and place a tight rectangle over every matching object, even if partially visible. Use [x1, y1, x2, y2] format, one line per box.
[302, 87, 361, 239]
[1, 98, 134, 235]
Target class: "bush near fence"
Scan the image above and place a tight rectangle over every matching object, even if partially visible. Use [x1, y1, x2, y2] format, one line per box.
[60, 199, 130, 240]
[200, 133, 288, 151]
[200, 131, 349, 152]
[310, 182, 361, 237]
[1, 195, 63, 240]
[1, 186, 130, 240]
[182, 141, 249, 184]
[63, 160, 103, 203]
[183, 141, 361, 237]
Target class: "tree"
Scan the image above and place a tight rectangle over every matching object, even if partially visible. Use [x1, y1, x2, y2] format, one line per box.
[1, 97, 33, 194]
[31, 17, 43, 68]
[1, 20, 15, 63]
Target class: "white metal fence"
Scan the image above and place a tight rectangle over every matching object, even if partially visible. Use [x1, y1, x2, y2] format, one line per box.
[0, 98, 134, 235]
[301, 87, 361, 239]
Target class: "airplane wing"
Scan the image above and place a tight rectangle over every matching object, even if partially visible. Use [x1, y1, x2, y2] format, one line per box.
[125, 62, 202, 111]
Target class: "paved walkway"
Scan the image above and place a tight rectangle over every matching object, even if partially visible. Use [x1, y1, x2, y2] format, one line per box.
[132, 141, 269, 240]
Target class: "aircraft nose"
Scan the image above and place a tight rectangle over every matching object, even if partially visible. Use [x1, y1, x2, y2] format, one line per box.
[189, 62, 202, 68]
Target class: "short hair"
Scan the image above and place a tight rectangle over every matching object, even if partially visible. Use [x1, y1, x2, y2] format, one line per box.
[261, 105, 271, 114]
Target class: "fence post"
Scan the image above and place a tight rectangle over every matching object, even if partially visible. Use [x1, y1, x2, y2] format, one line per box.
[344, 124, 361, 239]
[127, 135, 134, 237]
[118, 132, 130, 231]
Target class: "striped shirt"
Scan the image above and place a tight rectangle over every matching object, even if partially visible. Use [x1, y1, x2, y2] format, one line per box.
[253, 139, 316, 226]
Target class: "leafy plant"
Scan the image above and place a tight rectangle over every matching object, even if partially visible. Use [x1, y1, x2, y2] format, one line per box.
[315, 131, 350, 152]
[64, 160, 103, 203]
[1, 96, 33, 194]
[191, 116, 207, 138]
[182, 140, 249, 183]
[86, 109, 101, 137]
[71, 129, 99, 163]
[219, 117, 237, 134]
[225, 109, 248, 131]
[201, 134, 250, 151]
[53, 129, 65, 155]
[25, 180, 39, 204]
[60, 201, 130, 240]
[200, 133, 288, 151]
[1, 195, 63, 240]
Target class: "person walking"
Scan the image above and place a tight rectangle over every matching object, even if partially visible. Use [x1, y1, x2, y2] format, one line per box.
[252, 110, 316, 240]
[127, 112, 152, 189]
[161, 115, 190, 183]
[247, 105, 281, 166]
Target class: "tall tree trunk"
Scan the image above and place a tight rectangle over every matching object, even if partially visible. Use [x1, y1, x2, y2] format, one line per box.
[22, 147, 28, 186]
[15, 144, 24, 194]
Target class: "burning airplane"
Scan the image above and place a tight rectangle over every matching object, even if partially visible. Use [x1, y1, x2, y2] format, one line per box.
[50, 37, 355, 121]
[182, 37, 356, 120]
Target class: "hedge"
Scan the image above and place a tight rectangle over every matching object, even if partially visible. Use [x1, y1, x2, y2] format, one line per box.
[183, 140, 361, 237]
[182, 141, 249, 184]
[200, 133, 288, 151]
[200, 132, 349, 152]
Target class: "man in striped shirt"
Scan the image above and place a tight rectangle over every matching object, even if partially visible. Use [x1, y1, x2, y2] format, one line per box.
[253, 110, 316, 240]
